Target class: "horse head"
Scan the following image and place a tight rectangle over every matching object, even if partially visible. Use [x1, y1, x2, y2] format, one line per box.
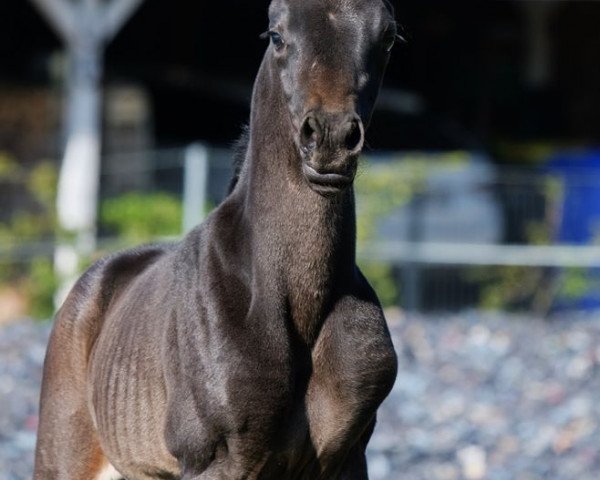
[263, 0, 397, 194]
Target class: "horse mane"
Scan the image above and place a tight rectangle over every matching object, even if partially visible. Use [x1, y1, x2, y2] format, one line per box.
[227, 124, 250, 194]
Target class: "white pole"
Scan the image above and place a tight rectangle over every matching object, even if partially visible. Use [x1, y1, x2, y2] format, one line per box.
[183, 144, 210, 234]
[56, 39, 103, 250]
[102, 0, 146, 41]
[29, 0, 75, 43]
[30, 0, 146, 307]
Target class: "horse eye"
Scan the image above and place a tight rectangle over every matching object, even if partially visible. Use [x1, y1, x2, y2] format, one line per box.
[269, 31, 285, 50]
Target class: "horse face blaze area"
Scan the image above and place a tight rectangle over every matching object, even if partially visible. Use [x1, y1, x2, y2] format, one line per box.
[267, 0, 397, 195]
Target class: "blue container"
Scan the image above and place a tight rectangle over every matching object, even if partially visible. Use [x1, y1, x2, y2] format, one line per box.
[545, 149, 600, 310]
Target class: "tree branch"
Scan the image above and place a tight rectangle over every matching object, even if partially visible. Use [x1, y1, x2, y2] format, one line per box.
[29, 0, 76, 43]
[101, 0, 145, 42]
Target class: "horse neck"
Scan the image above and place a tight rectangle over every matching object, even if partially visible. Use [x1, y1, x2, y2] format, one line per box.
[236, 60, 357, 342]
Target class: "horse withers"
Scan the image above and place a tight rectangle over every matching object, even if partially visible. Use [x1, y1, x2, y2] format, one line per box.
[34, 0, 399, 478]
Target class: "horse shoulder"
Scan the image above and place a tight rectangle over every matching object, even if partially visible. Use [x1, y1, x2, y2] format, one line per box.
[50, 245, 171, 360]
[318, 268, 397, 387]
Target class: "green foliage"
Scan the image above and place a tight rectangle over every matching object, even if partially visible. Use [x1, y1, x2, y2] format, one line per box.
[0, 152, 19, 179]
[1, 171, 185, 320]
[27, 161, 58, 207]
[359, 262, 398, 308]
[0, 158, 59, 319]
[23, 257, 57, 319]
[474, 266, 549, 312]
[561, 268, 591, 300]
[100, 192, 183, 243]
[354, 154, 457, 307]
[472, 214, 555, 311]
[471, 175, 596, 313]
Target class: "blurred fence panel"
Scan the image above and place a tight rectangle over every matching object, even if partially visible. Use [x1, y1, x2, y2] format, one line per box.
[2, 147, 600, 319]
[354, 152, 600, 313]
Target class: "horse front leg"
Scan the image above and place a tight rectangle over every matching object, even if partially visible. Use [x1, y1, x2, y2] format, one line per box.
[314, 418, 376, 480]
[336, 446, 370, 480]
[176, 437, 270, 480]
[180, 461, 267, 480]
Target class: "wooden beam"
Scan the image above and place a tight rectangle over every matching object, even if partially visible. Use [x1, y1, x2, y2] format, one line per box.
[29, 0, 76, 42]
[101, 0, 145, 42]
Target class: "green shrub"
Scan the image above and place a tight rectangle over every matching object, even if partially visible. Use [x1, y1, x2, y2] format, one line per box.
[0, 159, 58, 319]
[470, 176, 575, 313]
[100, 192, 183, 243]
[23, 257, 57, 319]
[0, 152, 19, 179]
[355, 156, 433, 307]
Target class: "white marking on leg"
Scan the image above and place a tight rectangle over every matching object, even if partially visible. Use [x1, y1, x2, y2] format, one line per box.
[96, 463, 122, 480]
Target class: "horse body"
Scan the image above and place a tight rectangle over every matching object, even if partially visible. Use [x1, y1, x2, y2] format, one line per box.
[34, 1, 399, 478]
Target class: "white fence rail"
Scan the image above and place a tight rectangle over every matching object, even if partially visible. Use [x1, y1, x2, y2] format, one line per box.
[3, 146, 600, 312]
[360, 242, 600, 268]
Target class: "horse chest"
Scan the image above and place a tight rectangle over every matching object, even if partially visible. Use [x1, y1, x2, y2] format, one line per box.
[267, 303, 397, 476]
[162, 292, 395, 478]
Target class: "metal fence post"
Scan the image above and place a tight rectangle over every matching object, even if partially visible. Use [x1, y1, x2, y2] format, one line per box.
[183, 143, 210, 234]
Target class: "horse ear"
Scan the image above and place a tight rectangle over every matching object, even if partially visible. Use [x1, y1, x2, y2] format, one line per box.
[396, 33, 407, 44]
[383, 0, 409, 44]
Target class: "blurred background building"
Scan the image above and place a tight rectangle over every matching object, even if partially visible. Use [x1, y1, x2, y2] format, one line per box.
[1, 0, 600, 320]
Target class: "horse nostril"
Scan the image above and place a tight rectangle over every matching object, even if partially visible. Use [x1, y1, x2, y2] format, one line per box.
[344, 119, 364, 152]
[300, 115, 322, 153]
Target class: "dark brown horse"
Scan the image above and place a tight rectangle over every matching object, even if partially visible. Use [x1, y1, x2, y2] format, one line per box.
[34, 0, 398, 478]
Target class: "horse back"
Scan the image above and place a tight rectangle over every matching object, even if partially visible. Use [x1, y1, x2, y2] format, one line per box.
[56, 244, 170, 358]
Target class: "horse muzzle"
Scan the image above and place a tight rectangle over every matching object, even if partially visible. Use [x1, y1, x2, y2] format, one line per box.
[298, 110, 364, 194]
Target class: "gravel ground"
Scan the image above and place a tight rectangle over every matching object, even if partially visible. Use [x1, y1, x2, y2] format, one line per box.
[0, 321, 49, 480]
[1, 311, 600, 480]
